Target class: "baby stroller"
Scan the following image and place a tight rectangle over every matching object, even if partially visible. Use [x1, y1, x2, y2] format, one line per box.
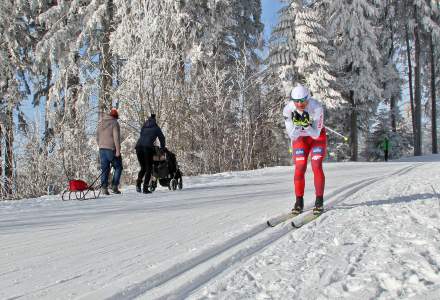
[149, 147, 183, 191]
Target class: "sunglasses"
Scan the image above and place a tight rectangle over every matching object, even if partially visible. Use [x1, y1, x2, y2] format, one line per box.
[291, 97, 308, 103]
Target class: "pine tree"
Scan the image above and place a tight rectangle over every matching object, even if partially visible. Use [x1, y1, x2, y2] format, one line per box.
[0, 0, 34, 197]
[269, 1, 337, 104]
[325, 0, 383, 161]
[100, 0, 115, 111]
[394, 0, 440, 155]
[268, 2, 297, 97]
[293, 1, 338, 103]
[425, 0, 440, 153]
[376, 1, 401, 135]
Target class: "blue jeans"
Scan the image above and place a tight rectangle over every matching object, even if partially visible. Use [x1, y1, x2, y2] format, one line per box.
[99, 149, 123, 188]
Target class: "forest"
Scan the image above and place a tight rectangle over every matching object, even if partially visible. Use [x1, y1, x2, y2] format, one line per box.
[0, 0, 439, 199]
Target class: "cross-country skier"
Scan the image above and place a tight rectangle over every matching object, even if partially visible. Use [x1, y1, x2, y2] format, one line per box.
[283, 85, 326, 215]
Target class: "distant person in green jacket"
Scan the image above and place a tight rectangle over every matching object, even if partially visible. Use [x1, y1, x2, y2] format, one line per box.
[381, 137, 389, 162]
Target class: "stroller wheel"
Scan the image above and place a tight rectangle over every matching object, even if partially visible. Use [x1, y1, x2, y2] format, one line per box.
[170, 179, 177, 191]
[178, 178, 183, 190]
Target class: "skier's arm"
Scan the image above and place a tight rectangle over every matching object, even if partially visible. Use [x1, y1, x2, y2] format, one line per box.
[283, 105, 301, 141]
[305, 105, 324, 139]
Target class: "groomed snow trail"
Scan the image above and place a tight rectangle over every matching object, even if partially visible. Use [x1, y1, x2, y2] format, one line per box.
[1, 157, 439, 300]
[118, 164, 420, 299]
[191, 159, 440, 300]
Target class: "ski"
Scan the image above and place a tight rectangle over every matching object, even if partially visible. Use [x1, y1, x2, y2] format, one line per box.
[266, 211, 301, 227]
[291, 212, 322, 228]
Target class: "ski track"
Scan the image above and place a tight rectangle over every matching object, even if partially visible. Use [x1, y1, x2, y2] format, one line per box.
[101, 163, 422, 299]
[192, 162, 440, 300]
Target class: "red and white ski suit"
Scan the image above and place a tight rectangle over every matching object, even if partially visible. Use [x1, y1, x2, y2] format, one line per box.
[283, 98, 326, 198]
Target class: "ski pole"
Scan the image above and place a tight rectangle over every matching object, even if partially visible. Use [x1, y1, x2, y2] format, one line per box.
[325, 126, 349, 142]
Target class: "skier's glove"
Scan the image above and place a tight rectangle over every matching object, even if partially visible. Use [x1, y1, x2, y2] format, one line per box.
[289, 127, 301, 140]
[293, 111, 311, 128]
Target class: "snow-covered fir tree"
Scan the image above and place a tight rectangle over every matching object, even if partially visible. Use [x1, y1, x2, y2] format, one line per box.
[268, 1, 296, 90]
[0, 0, 34, 197]
[325, 0, 383, 161]
[269, 1, 337, 104]
[391, 0, 440, 155]
[292, 1, 339, 103]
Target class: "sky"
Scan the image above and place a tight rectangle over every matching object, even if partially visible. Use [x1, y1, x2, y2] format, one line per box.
[1, 155, 440, 299]
[261, 0, 285, 39]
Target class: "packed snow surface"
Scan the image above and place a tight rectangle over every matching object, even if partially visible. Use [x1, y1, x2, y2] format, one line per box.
[1, 155, 440, 299]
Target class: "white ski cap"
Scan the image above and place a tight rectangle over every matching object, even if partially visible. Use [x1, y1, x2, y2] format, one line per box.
[291, 85, 310, 100]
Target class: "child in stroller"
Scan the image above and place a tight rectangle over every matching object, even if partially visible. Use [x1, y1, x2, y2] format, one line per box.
[149, 147, 183, 191]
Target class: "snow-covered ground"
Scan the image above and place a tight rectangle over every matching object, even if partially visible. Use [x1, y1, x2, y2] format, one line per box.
[1, 155, 440, 299]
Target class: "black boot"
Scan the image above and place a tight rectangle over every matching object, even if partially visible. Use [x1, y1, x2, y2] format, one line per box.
[136, 179, 142, 193]
[292, 196, 304, 215]
[313, 196, 324, 215]
[143, 186, 152, 194]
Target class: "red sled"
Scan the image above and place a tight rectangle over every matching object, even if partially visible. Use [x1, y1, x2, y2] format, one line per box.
[61, 172, 103, 201]
[69, 180, 88, 191]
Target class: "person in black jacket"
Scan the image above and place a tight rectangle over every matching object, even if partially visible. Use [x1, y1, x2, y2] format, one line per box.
[135, 114, 166, 193]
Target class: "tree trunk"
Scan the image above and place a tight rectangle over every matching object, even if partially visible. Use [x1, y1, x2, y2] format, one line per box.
[387, 12, 397, 134]
[390, 94, 397, 132]
[178, 52, 185, 85]
[99, 0, 114, 112]
[0, 122, 3, 195]
[67, 55, 80, 127]
[43, 65, 53, 157]
[413, 5, 422, 156]
[5, 104, 14, 195]
[349, 90, 358, 161]
[405, 24, 416, 151]
[429, 33, 437, 153]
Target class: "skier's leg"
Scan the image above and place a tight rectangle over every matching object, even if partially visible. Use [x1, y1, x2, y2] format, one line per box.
[310, 130, 327, 198]
[292, 137, 311, 197]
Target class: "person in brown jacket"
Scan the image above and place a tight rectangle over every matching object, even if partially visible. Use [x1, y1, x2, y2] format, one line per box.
[97, 108, 123, 194]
